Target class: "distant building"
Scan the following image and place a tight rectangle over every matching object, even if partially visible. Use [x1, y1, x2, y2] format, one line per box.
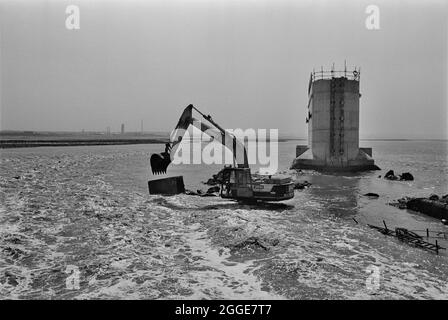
[121, 123, 125, 134]
[291, 66, 379, 171]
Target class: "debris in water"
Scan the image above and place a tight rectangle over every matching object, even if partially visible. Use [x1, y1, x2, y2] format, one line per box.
[293, 180, 312, 190]
[368, 220, 446, 254]
[400, 172, 414, 181]
[148, 176, 185, 195]
[229, 236, 279, 253]
[389, 196, 413, 209]
[384, 170, 414, 181]
[390, 194, 448, 220]
[429, 194, 439, 201]
[364, 193, 379, 198]
[384, 170, 398, 180]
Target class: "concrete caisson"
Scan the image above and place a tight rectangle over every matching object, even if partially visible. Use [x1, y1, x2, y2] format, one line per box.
[291, 67, 379, 171]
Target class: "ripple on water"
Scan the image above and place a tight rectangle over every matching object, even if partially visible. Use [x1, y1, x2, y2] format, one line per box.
[0, 146, 447, 299]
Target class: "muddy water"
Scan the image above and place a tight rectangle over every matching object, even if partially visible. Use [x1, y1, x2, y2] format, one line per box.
[0, 140, 447, 299]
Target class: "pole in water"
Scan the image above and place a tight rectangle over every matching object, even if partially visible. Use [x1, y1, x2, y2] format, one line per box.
[344, 60, 347, 77]
[427, 228, 429, 238]
[383, 220, 388, 231]
[436, 240, 439, 255]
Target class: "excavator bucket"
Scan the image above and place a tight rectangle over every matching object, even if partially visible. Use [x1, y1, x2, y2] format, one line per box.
[150, 152, 172, 175]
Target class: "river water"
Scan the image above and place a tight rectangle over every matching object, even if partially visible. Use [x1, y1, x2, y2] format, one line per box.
[0, 140, 447, 299]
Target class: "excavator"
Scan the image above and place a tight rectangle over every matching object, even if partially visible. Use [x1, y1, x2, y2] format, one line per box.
[150, 104, 295, 202]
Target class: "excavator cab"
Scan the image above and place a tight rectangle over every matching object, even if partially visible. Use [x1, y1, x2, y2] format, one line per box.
[219, 165, 295, 202]
[220, 166, 254, 200]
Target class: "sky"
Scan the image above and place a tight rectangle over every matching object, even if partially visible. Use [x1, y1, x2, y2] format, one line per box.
[0, 0, 447, 139]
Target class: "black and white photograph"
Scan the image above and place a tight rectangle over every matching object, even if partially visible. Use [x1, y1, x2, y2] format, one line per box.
[0, 0, 447, 307]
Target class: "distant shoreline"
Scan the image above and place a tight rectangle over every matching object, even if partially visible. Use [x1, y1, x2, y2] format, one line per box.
[0, 138, 168, 149]
[1, 131, 446, 149]
[2, 138, 447, 149]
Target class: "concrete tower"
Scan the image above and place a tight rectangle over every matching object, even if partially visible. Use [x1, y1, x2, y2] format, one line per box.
[292, 67, 379, 171]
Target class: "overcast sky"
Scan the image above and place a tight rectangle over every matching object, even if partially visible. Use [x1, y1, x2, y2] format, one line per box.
[0, 0, 447, 139]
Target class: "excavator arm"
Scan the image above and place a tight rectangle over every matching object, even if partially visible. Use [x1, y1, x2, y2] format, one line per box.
[150, 104, 249, 174]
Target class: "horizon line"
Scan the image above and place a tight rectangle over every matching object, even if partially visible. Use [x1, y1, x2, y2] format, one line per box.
[0, 130, 447, 141]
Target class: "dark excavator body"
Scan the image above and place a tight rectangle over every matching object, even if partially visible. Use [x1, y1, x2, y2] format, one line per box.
[219, 166, 294, 202]
[149, 104, 295, 202]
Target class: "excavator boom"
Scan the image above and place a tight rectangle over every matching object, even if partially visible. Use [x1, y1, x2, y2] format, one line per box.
[150, 104, 248, 175]
[149, 104, 295, 202]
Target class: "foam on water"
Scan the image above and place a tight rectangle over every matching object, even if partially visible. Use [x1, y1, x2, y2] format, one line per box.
[0, 142, 447, 299]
